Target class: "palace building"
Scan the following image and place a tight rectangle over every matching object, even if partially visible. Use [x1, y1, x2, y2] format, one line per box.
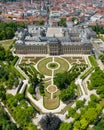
[14, 26, 96, 55]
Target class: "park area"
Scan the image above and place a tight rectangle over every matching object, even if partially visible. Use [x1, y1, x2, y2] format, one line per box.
[37, 57, 70, 76]
[19, 56, 87, 110]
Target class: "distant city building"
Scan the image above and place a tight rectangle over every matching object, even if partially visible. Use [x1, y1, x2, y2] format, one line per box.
[14, 26, 96, 55]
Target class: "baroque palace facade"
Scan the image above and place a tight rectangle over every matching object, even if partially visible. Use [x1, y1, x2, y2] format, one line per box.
[15, 26, 96, 55]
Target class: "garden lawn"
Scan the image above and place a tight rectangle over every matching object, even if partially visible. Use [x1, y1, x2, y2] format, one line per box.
[43, 96, 60, 110]
[54, 57, 69, 74]
[0, 39, 14, 50]
[88, 55, 98, 67]
[80, 67, 94, 80]
[37, 58, 52, 76]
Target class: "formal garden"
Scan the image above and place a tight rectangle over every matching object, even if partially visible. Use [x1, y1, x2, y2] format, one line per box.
[19, 56, 88, 110]
[17, 54, 104, 130]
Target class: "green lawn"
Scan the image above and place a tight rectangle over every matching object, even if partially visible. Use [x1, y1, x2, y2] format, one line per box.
[43, 81, 60, 110]
[76, 85, 82, 97]
[0, 39, 14, 50]
[37, 57, 52, 76]
[43, 96, 60, 110]
[88, 55, 98, 67]
[54, 57, 69, 74]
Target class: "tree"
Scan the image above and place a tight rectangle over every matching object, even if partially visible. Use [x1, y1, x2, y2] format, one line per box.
[90, 68, 104, 97]
[0, 85, 6, 100]
[58, 18, 66, 27]
[94, 118, 104, 130]
[39, 84, 45, 95]
[90, 94, 100, 103]
[68, 107, 76, 118]
[76, 100, 85, 109]
[60, 82, 77, 102]
[6, 27, 14, 39]
[2, 121, 18, 130]
[0, 22, 26, 40]
[30, 76, 39, 87]
[28, 86, 35, 94]
[40, 113, 61, 130]
[16, 94, 24, 101]
[72, 17, 78, 22]
[84, 108, 98, 123]
[6, 50, 14, 62]
[59, 122, 72, 130]
[37, 20, 44, 26]
[74, 113, 81, 120]
[0, 46, 5, 60]
[97, 86, 104, 97]
[80, 118, 88, 130]
[99, 54, 104, 64]
[90, 68, 104, 88]
[0, 31, 6, 40]
[0, 66, 8, 80]
[0, 106, 18, 130]
[54, 73, 66, 89]
[54, 64, 87, 90]
[28, 123, 37, 130]
[73, 121, 81, 130]
[91, 26, 104, 34]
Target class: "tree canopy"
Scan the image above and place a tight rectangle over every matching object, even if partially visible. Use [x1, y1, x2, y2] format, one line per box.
[0, 106, 19, 130]
[40, 113, 61, 130]
[0, 22, 26, 40]
[91, 26, 104, 34]
[58, 18, 67, 27]
[60, 82, 77, 102]
[89, 68, 104, 97]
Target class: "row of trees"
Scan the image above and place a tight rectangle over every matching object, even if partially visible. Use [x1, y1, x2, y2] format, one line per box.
[57, 62, 104, 129]
[0, 106, 19, 130]
[0, 45, 14, 61]
[89, 67, 104, 98]
[0, 59, 20, 89]
[5, 94, 37, 130]
[0, 46, 21, 89]
[0, 45, 23, 89]
[58, 94, 102, 130]
[94, 116, 104, 130]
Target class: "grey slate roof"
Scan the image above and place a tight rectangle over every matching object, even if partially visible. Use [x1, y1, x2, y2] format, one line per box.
[15, 27, 95, 47]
